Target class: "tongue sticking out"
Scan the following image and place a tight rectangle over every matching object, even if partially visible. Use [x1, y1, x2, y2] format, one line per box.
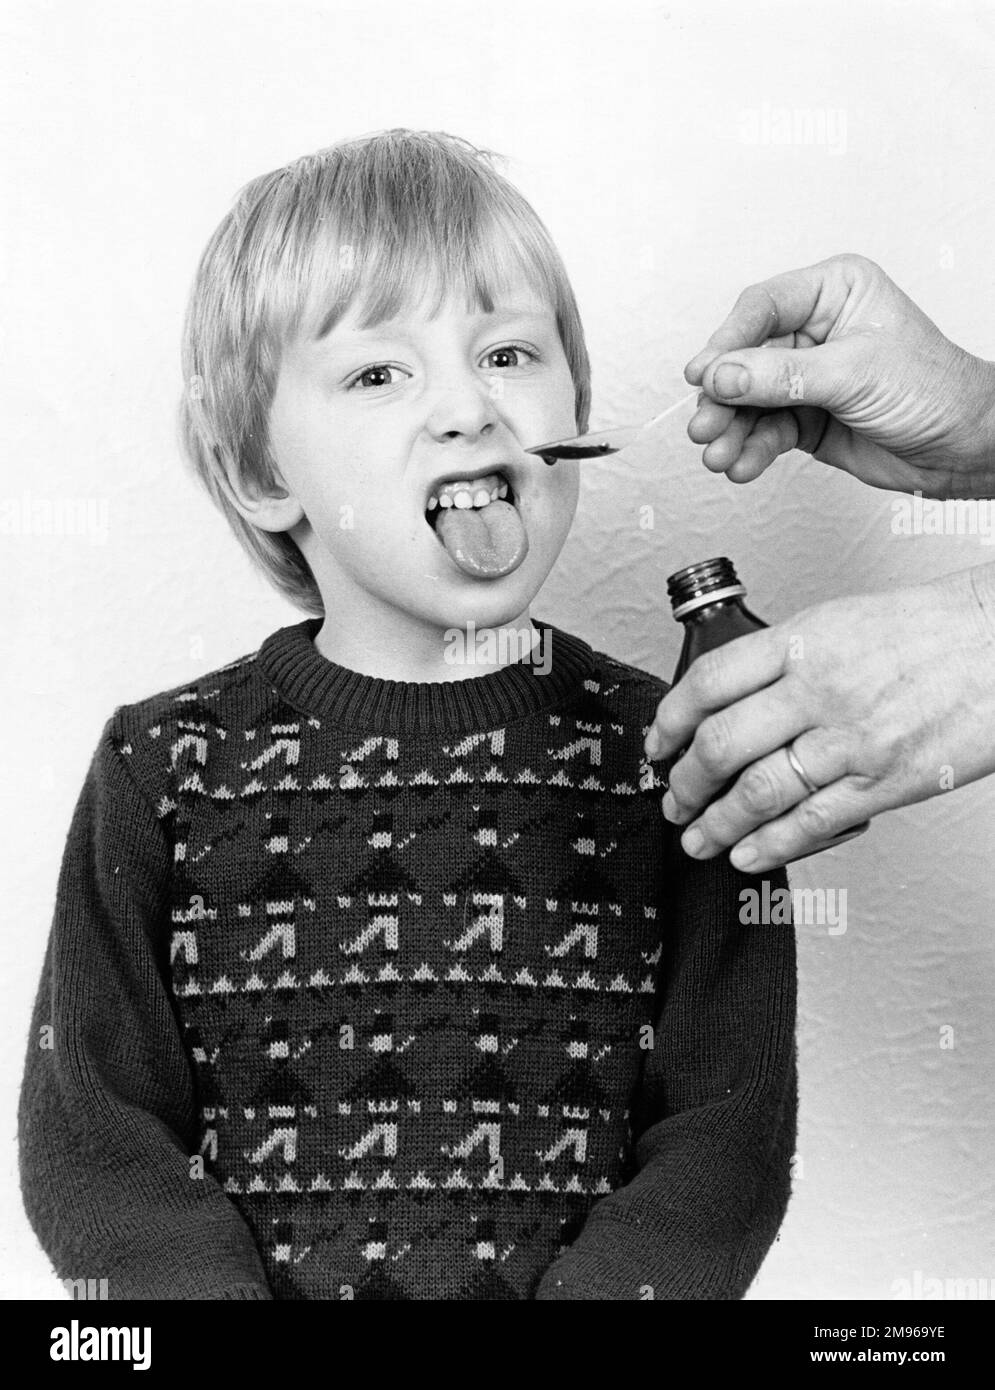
[433, 498, 529, 578]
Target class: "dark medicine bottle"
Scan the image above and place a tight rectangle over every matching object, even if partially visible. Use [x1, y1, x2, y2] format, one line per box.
[660, 557, 767, 786]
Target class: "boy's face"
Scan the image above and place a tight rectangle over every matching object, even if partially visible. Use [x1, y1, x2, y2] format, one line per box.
[261, 273, 580, 636]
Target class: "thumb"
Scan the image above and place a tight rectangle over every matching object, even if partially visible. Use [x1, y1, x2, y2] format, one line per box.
[701, 340, 861, 415]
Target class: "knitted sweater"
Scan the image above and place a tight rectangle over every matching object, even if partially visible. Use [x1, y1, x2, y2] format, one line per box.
[18, 616, 797, 1301]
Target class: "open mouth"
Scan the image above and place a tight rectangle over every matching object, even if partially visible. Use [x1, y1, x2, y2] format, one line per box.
[423, 469, 528, 578]
[422, 469, 516, 528]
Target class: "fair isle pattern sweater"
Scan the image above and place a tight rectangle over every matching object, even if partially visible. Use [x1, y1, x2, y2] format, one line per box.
[18, 616, 797, 1301]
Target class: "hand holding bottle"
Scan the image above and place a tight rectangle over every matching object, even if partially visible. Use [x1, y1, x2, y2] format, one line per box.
[645, 564, 995, 871]
[643, 251, 995, 868]
[684, 252, 995, 499]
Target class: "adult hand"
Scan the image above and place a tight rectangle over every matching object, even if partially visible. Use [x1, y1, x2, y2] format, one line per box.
[684, 252, 995, 500]
[644, 563, 995, 871]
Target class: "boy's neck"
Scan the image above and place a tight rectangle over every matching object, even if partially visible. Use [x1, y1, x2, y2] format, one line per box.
[312, 602, 540, 682]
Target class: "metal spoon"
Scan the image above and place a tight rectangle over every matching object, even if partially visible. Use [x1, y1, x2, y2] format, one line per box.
[526, 389, 699, 464]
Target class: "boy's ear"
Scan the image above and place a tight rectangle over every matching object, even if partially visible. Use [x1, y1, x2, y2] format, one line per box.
[217, 448, 305, 534]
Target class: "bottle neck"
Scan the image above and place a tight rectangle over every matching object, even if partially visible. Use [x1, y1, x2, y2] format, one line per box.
[672, 584, 747, 621]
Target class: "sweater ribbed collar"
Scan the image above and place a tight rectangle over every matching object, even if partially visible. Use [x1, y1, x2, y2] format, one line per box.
[256, 616, 597, 734]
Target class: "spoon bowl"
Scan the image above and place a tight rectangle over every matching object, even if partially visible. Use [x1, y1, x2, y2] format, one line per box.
[525, 425, 644, 464]
[525, 389, 699, 464]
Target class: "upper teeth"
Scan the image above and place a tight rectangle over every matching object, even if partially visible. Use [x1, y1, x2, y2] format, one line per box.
[427, 472, 510, 511]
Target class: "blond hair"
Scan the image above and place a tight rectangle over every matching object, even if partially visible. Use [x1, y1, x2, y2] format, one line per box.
[179, 129, 592, 615]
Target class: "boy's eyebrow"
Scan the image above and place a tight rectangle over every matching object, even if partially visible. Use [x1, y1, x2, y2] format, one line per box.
[322, 308, 554, 343]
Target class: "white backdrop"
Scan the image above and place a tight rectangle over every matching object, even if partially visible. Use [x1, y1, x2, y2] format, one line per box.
[3, 0, 993, 1300]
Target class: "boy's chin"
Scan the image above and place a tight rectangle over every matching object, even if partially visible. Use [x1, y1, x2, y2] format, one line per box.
[423, 584, 540, 630]
[403, 562, 545, 634]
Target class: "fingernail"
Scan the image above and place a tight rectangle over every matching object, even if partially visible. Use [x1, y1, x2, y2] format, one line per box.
[662, 792, 678, 821]
[644, 728, 660, 759]
[713, 363, 750, 399]
[730, 843, 758, 869]
[682, 827, 705, 857]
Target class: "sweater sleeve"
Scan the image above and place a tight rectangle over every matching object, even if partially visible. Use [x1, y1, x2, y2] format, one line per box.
[534, 838, 797, 1301]
[17, 715, 274, 1301]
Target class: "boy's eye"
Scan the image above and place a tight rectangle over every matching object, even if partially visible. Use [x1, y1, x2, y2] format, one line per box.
[482, 343, 540, 370]
[349, 364, 410, 391]
[346, 343, 540, 391]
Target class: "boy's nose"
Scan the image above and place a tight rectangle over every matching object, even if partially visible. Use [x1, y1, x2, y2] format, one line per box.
[426, 385, 502, 441]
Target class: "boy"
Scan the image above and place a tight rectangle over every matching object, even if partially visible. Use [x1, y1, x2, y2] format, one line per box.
[18, 129, 796, 1300]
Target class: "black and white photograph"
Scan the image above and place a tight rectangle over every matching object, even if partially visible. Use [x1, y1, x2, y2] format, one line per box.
[1, 0, 992, 1360]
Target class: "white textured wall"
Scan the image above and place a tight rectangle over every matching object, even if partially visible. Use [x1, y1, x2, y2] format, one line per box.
[3, 0, 993, 1299]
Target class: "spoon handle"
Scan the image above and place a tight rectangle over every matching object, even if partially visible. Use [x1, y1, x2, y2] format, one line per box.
[527, 388, 699, 462]
[643, 388, 700, 430]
